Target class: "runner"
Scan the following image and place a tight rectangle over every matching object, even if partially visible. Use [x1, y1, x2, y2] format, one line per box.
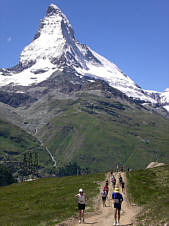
[111, 175, 115, 182]
[116, 164, 119, 172]
[112, 174, 115, 179]
[110, 168, 113, 175]
[75, 188, 88, 224]
[104, 184, 109, 196]
[112, 177, 116, 189]
[106, 179, 109, 186]
[119, 174, 122, 185]
[100, 188, 107, 207]
[121, 180, 125, 193]
[112, 187, 123, 226]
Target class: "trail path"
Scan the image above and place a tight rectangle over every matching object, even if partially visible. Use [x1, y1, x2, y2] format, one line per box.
[71, 172, 140, 226]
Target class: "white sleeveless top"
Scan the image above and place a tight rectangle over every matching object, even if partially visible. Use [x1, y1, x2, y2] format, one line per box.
[77, 193, 85, 204]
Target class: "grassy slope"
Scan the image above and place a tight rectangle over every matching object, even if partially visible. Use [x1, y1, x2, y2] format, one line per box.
[40, 93, 169, 172]
[0, 118, 51, 169]
[0, 172, 105, 226]
[127, 165, 169, 225]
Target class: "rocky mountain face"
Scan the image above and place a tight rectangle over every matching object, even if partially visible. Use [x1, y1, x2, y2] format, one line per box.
[0, 4, 169, 173]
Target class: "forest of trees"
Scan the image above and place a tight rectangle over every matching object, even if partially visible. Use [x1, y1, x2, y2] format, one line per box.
[0, 165, 16, 186]
[55, 162, 90, 177]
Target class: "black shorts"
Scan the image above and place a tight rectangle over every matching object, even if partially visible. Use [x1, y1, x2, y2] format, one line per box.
[114, 203, 121, 210]
[102, 197, 106, 201]
[78, 203, 85, 210]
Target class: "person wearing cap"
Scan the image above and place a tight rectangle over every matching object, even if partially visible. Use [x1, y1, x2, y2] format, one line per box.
[112, 187, 123, 226]
[75, 188, 88, 224]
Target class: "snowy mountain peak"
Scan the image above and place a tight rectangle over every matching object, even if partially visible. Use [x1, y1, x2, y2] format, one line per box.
[20, 3, 76, 68]
[0, 4, 169, 112]
[46, 3, 62, 16]
[164, 88, 169, 92]
[45, 3, 74, 37]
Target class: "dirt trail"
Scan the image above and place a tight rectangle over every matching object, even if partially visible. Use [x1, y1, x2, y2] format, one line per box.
[71, 172, 140, 226]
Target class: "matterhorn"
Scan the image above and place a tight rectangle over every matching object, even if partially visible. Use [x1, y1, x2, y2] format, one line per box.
[0, 3, 169, 177]
[0, 3, 168, 112]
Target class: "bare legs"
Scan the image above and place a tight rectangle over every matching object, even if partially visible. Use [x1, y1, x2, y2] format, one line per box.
[114, 208, 117, 223]
[102, 198, 106, 207]
[122, 186, 125, 194]
[118, 209, 120, 223]
[79, 210, 85, 223]
[114, 208, 121, 224]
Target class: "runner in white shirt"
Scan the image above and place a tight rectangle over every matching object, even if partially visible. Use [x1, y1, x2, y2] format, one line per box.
[100, 189, 107, 207]
[75, 188, 88, 224]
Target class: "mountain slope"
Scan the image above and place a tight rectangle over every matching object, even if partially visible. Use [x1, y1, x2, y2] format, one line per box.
[0, 71, 169, 173]
[38, 84, 169, 172]
[0, 116, 52, 174]
[127, 165, 169, 225]
[0, 172, 105, 225]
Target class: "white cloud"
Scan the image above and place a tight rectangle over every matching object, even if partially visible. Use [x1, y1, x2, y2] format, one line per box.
[7, 36, 12, 43]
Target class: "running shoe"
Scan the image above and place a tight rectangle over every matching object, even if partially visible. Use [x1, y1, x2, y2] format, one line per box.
[79, 220, 81, 224]
[113, 222, 117, 225]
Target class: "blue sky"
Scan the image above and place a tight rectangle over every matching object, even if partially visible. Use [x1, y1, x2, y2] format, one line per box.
[0, 0, 169, 92]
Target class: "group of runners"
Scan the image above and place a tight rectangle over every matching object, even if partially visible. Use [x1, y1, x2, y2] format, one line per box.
[111, 172, 125, 191]
[75, 171, 125, 225]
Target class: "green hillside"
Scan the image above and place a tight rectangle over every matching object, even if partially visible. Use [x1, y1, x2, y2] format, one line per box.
[127, 165, 169, 225]
[40, 93, 169, 172]
[1, 78, 169, 175]
[0, 117, 51, 173]
[0, 172, 105, 225]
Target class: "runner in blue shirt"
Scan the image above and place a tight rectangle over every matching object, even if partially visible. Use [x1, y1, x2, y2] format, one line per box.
[112, 187, 123, 225]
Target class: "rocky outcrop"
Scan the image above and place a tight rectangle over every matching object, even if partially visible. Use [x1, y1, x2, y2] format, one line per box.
[146, 162, 165, 169]
[0, 91, 37, 108]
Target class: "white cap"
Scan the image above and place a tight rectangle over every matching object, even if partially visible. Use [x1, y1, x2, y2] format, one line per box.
[79, 188, 83, 192]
